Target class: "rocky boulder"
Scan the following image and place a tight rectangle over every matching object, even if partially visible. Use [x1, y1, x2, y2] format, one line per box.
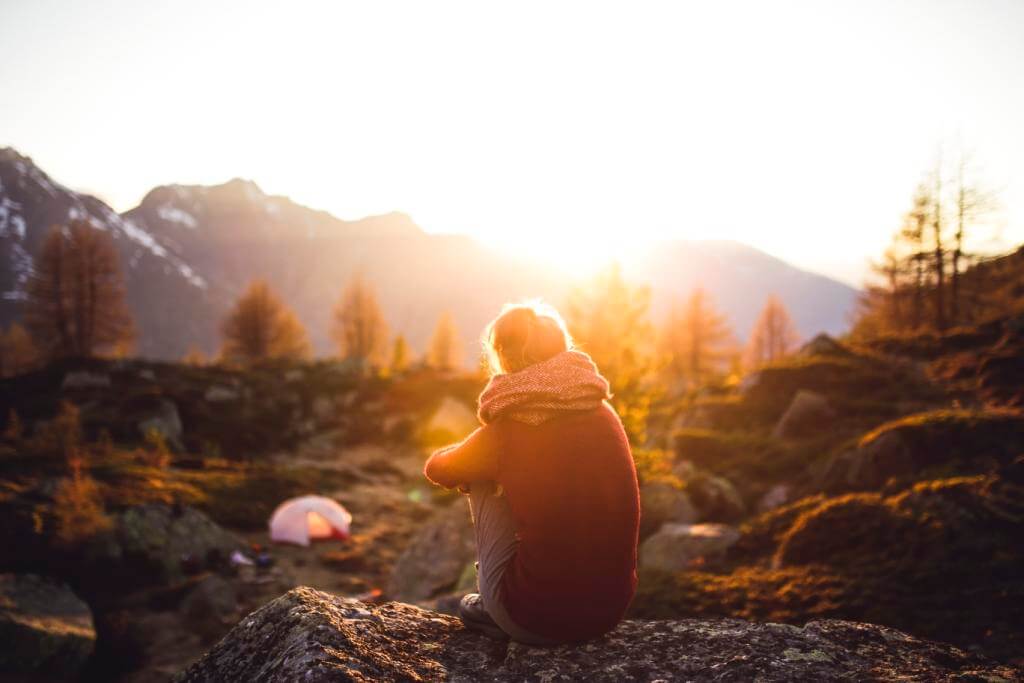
[811, 431, 911, 493]
[176, 587, 1020, 682]
[639, 523, 740, 572]
[388, 500, 476, 602]
[638, 482, 697, 538]
[772, 390, 836, 439]
[799, 333, 852, 358]
[61, 371, 111, 390]
[136, 399, 184, 450]
[0, 573, 96, 680]
[810, 409, 1024, 494]
[673, 461, 746, 523]
[87, 504, 244, 587]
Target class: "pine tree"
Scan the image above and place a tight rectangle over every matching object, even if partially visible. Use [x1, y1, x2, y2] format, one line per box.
[427, 312, 462, 371]
[24, 221, 134, 359]
[660, 288, 734, 391]
[220, 280, 311, 365]
[331, 274, 389, 366]
[746, 295, 799, 368]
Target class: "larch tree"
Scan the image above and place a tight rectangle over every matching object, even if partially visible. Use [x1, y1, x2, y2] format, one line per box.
[331, 274, 389, 366]
[745, 295, 799, 368]
[390, 334, 411, 373]
[660, 288, 734, 391]
[0, 323, 38, 377]
[565, 263, 653, 443]
[950, 152, 997, 326]
[427, 311, 462, 371]
[220, 280, 311, 365]
[929, 160, 948, 331]
[24, 221, 134, 359]
[850, 151, 999, 339]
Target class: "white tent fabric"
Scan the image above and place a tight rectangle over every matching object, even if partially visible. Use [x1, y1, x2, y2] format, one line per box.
[269, 495, 352, 546]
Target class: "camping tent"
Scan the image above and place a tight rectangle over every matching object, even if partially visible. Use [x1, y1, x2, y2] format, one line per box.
[269, 495, 352, 546]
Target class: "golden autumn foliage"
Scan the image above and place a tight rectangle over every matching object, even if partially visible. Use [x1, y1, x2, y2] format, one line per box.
[331, 274, 389, 366]
[220, 280, 312, 365]
[24, 221, 134, 359]
[390, 334, 411, 373]
[745, 295, 799, 368]
[660, 288, 735, 391]
[427, 311, 462, 371]
[0, 322, 38, 377]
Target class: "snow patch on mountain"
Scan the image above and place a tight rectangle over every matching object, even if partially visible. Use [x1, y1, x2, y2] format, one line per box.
[0, 197, 26, 239]
[157, 205, 198, 229]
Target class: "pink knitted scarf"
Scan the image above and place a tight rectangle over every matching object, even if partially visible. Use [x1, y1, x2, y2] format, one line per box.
[477, 350, 611, 426]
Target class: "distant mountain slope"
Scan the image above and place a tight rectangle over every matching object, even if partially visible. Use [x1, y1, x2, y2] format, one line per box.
[628, 240, 858, 339]
[1, 147, 857, 362]
[120, 178, 566, 360]
[0, 148, 218, 358]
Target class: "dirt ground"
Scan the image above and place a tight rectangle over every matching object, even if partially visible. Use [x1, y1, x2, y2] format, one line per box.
[120, 440, 443, 682]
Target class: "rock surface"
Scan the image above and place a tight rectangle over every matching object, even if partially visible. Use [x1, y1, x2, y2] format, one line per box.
[87, 504, 244, 586]
[772, 389, 836, 439]
[136, 398, 184, 449]
[387, 500, 476, 602]
[639, 523, 740, 572]
[672, 462, 746, 523]
[799, 333, 852, 358]
[638, 482, 697, 538]
[0, 573, 96, 680]
[177, 587, 1020, 682]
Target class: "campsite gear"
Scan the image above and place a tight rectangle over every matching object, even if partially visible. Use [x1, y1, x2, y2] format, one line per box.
[477, 350, 611, 426]
[180, 553, 202, 575]
[230, 550, 254, 567]
[269, 495, 352, 546]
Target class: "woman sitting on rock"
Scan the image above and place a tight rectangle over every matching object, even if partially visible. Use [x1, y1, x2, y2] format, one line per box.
[424, 302, 640, 644]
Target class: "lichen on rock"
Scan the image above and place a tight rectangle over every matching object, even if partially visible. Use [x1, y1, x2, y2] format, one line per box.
[176, 587, 1020, 682]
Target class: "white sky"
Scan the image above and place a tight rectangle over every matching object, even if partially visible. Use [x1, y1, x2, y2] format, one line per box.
[2, 0, 1023, 285]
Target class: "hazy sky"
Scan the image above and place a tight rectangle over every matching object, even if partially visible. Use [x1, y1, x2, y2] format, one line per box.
[2, 0, 1023, 284]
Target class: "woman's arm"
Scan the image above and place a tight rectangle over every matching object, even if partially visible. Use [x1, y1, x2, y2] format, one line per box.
[423, 425, 500, 489]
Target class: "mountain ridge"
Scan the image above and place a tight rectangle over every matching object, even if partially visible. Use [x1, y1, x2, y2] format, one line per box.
[0, 146, 857, 361]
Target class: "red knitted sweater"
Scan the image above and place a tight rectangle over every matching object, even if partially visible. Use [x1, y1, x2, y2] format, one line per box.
[423, 403, 640, 642]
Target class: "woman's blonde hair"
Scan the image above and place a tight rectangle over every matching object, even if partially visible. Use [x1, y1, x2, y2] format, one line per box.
[483, 301, 573, 376]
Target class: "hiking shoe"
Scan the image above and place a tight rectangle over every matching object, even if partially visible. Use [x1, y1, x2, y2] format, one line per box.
[458, 593, 508, 640]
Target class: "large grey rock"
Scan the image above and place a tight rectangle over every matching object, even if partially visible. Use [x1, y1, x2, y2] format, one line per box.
[176, 587, 1020, 682]
[311, 395, 336, 422]
[638, 482, 697, 538]
[639, 523, 740, 572]
[811, 431, 913, 493]
[772, 389, 836, 439]
[799, 333, 852, 358]
[137, 399, 184, 449]
[0, 573, 95, 680]
[204, 385, 240, 403]
[90, 504, 244, 585]
[61, 371, 111, 390]
[672, 461, 746, 523]
[757, 483, 791, 513]
[388, 501, 476, 602]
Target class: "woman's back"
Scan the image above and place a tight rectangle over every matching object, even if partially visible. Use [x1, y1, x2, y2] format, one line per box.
[494, 403, 640, 641]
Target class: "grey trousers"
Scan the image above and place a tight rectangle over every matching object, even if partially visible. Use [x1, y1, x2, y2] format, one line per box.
[467, 483, 556, 645]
